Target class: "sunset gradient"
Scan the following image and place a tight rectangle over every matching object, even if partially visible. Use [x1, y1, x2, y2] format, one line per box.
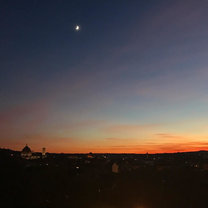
[1, 0, 208, 153]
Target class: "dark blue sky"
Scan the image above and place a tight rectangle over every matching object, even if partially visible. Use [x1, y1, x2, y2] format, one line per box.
[1, 0, 153, 101]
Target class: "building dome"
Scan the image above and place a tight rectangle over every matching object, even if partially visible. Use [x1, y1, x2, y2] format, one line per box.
[21, 145, 32, 159]
[22, 145, 31, 153]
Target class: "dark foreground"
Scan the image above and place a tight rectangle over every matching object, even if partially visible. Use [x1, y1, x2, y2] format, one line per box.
[1, 149, 208, 208]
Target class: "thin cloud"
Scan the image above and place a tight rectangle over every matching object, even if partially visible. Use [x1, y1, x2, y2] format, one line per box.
[104, 124, 158, 133]
[91, 140, 208, 154]
[155, 133, 188, 140]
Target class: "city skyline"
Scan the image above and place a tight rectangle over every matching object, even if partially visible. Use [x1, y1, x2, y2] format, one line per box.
[1, 0, 208, 153]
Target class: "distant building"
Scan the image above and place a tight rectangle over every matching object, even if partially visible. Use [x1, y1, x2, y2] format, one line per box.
[42, 147, 46, 158]
[87, 152, 94, 158]
[146, 152, 149, 159]
[21, 145, 42, 159]
[21, 145, 32, 159]
[112, 162, 119, 173]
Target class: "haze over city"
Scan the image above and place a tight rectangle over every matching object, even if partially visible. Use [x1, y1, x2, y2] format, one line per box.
[1, 0, 208, 153]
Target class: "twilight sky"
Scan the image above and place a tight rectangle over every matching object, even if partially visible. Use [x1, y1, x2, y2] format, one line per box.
[1, 0, 208, 153]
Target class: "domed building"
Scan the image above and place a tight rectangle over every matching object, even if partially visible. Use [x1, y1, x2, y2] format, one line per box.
[21, 145, 32, 159]
[112, 162, 119, 173]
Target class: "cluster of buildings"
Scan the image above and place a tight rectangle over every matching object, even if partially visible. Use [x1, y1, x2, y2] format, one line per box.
[21, 144, 46, 159]
[19, 144, 208, 174]
[20, 144, 120, 173]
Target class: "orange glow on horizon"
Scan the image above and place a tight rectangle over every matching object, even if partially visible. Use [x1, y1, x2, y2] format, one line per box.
[2, 142, 208, 154]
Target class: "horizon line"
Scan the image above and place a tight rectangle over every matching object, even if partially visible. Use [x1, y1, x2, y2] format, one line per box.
[1, 147, 208, 155]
